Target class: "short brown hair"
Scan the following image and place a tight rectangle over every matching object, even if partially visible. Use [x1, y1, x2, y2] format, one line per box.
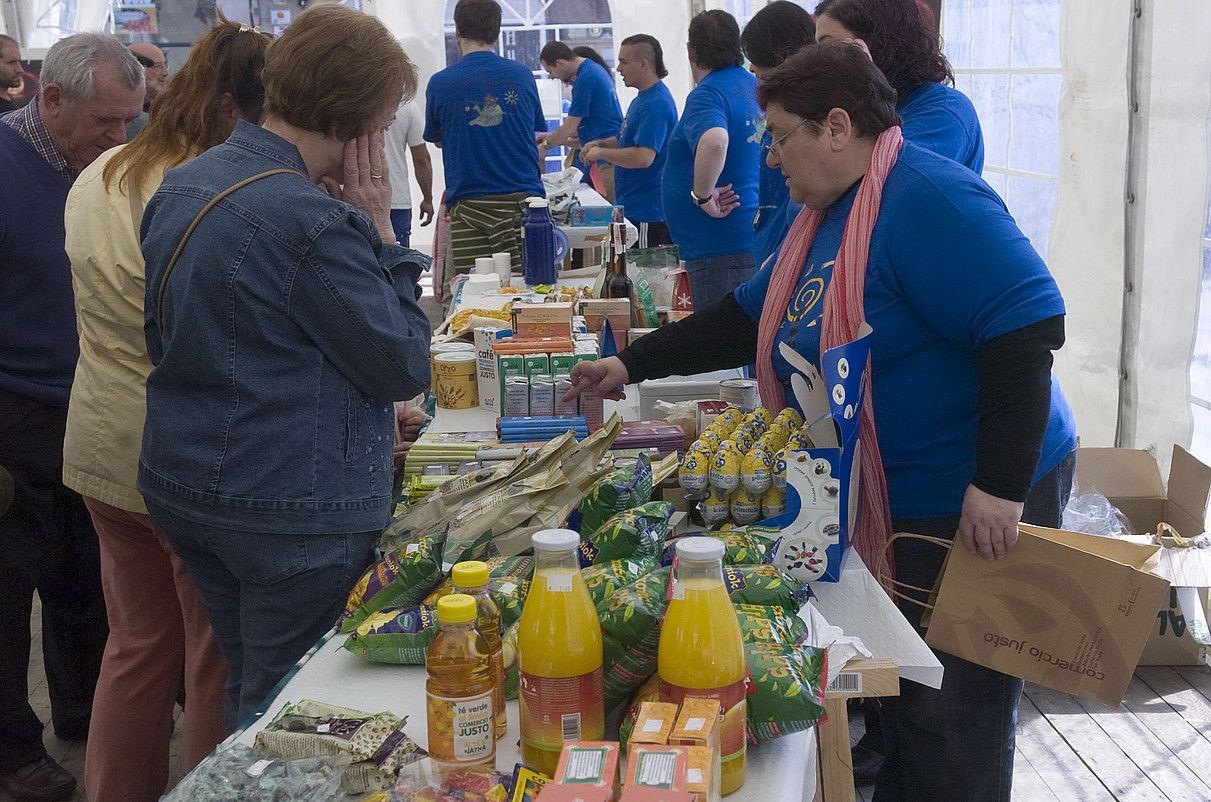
[262, 5, 417, 141]
[688, 10, 744, 72]
[455, 0, 502, 45]
[757, 42, 900, 138]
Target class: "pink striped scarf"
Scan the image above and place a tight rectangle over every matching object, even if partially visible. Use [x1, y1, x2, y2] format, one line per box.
[755, 126, 903, 587]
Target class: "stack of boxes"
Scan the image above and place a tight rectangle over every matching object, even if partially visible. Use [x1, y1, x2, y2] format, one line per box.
[535, 699, 721, 802]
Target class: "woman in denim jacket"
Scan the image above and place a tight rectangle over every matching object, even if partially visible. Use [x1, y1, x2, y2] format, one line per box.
[138, 5, 432, 728]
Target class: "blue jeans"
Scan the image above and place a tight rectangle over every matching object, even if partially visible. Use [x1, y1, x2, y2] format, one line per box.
[145, 500, 377, 731]
[390, 208, 413, 248]
[683, 250, 755, 311]
[875, 449, 1077, 802]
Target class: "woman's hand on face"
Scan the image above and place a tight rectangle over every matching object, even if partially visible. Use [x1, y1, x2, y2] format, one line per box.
[957, 484, 1025, 561]
[565, 356, 629, 401]
[322, 131, 398, 245]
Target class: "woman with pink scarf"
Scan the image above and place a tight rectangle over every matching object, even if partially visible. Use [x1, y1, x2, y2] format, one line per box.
[567, 42, 1076, 802]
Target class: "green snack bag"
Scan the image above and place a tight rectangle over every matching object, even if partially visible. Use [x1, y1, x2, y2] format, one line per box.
[661, 528, 784, 567]
[578, 501, 674, 567]
[733, 603, 809, 647]
[582, 556, 658, 608]
[745, 641, 828, 743]
[722, 563, 809, 611]
[338, 534, 443, 633]
[576, 454, 654, 536]
[598, 568, 671, 710]
[343, 605, 438, 664]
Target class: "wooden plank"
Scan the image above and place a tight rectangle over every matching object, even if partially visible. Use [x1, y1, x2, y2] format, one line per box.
[1136, 666, 1211, 741]
[1076, 677, 1211, 801]
[825, 659, 899, 700]
[1011, 748, 1061, 802]
[1174, 665, 1211, 707]
[817, 696, 856, 802]
[1013, 690, 1116, 802]
[1025, 684, 1167, 802]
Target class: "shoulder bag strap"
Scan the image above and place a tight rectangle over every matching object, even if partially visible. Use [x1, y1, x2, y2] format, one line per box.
[155, 167, 306, 329]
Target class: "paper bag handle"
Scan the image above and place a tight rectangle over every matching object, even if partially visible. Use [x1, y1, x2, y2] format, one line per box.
[876, 532, 953, 611]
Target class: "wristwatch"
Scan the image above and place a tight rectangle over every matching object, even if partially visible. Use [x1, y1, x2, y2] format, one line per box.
[690, 189, 712, 206]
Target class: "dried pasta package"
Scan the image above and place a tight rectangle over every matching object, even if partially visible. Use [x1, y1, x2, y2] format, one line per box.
[162, 743, 348, 802]
[733, 603, 809, 646]
[343, 605, 438, 664]
[582, 555, 659, 607]
[576, 453, 654, 535]
[744, 642, 828, 744]
[338, 534, 444, 633]
[577, 501, 674, 567]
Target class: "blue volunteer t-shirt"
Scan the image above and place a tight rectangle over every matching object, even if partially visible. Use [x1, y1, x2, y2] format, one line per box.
[753, 129, 803, 270]
[424, 51, 547, 203]
[898, 82, 985, 174]
[569, 59, 623, 146]
[733, 142, 1076, 518]
[615, 81, 678, 223]
[662, 66, 761, 261]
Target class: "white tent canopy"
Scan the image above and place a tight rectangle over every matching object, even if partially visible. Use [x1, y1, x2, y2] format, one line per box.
[3, 0, 1209, 475]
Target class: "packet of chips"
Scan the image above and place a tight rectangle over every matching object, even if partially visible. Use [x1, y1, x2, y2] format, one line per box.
[734, 603, 809, 646]
[677, 529, 785, 566]
[745, 641, 828, 743]
[576, 453, 654, 535]
[343, 605, 438, 664]
[582, 555, 659, 607]
[577, 501, 674, 567]
[339, 534, 444, 633]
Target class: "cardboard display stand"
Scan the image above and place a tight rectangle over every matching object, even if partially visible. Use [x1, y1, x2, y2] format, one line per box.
[760, 325, 871, 583]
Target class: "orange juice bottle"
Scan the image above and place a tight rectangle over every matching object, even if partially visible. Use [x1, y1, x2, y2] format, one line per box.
[453, 560, 507, 739]
[658, 537, 748, 795]
[517, 529, 605, 776]
[426, 594, 496, 775]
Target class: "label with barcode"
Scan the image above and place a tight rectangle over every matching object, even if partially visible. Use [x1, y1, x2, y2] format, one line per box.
[562, 712, 582, 741]
[827, 672, 863, 694]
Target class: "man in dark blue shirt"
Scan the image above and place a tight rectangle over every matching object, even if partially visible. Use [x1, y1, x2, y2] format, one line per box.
[0, 33, 143, 802]
[538, 40, 624, 202]
[425, 0, 547, 282]
[581, 34, 678, 247]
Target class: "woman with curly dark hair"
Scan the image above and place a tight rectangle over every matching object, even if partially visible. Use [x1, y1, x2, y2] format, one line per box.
[814, 0, 984, 173]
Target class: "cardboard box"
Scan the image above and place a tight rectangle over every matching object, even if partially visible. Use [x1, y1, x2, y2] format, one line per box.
[514, 302, 574, 339]
[538, 785, 612, 802]
[925, 524, 1170, 706]
[624, 744, 688, 790]
[474, 327, 508, 414]
[552, 741, 620, 791]
[1076, 445, 1211, 665]
[669, 699, 719, 749]
[630, 702, 678, 746]
[684, 746, 717, 802]
[524, 353, 551, 378]
[618, 790, 695, 802]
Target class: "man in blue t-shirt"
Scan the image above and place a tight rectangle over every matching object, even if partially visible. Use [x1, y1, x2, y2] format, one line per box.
[662, 10, 762, 311]
[538, 40, 624, 202]
[425, 0, 547, 280]
[580, 34, 678, 247]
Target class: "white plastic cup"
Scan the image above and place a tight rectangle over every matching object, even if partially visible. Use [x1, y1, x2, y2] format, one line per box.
[492, 251, 513, 283]
[474, 256, 494, 275]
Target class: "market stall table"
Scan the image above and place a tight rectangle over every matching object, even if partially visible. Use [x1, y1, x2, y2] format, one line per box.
[560, 185, 638, 251]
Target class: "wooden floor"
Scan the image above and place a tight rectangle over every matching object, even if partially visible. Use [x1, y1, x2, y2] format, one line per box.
[851, 667, 1211, 802]
[11, 595, 1211, 802]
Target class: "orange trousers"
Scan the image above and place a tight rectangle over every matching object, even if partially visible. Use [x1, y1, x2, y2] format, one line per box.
[82, 499, 227, 802]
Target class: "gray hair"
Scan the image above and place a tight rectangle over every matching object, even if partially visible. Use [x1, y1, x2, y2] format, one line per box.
[41, 33, 143, 101]
[0, 34, 19, 51]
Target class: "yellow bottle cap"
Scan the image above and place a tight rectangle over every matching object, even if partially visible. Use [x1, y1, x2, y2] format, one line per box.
[451, 560, 490, 589]
[437, 594, 478, 624]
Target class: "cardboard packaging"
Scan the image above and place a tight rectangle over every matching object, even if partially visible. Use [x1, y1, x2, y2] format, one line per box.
[474, 326, 509, 414]
[684, 746, 718, 802]
[624, 744, 688, 791]
[617, 790, 695, 802]
[537, 785, 612, 802]
[1075, 445, 1211, 665]
[553, 741, 620, 787]
[514, 302, 575, 339]
[924, 523, 1170, 706]
[668, 699, 719, 750]
[630, 702, 678, 746]
[759, 326, 872, 583]
[581, 299, 631, 352]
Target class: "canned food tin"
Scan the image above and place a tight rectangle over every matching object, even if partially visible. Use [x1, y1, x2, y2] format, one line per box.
[719, 379, 760, 412]
[434, 352, 478, 409]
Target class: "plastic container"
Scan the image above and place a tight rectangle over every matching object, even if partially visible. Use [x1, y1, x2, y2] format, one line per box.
[425, 594, 496, 776]
[657, 537, 748, 795]
[452, 561, 507, 740]
[517, 529, 605, 776]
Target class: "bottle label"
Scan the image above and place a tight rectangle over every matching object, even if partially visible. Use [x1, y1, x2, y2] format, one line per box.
[519, 669, 605, 756]
[427, 690, 494, 764]
[659, 679, 747, 769]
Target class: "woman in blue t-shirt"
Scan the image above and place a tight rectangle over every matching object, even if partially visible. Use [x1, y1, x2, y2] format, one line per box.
[568, 43, 1076, 802]
[815, 0, 985, 174]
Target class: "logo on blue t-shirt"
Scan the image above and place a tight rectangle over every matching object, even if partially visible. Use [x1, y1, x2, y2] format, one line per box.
[468, 93, 505, 127]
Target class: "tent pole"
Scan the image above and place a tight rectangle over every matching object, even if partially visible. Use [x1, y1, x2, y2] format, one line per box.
[1117, 0, 1145, 448]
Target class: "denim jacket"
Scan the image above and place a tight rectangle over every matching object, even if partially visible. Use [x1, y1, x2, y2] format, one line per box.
[138, 121, 432, 534]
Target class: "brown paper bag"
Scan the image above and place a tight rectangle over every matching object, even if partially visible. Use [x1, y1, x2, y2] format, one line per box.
[922, 524, 1170, 706]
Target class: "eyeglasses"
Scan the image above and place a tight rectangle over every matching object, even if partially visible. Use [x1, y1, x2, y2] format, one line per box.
[767, 118, 810, 153]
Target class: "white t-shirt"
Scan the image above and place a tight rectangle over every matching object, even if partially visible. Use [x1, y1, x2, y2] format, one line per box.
[384, 100, 425, 209]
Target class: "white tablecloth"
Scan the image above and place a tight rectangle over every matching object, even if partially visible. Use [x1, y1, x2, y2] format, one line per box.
[234, 632, 819, 801]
